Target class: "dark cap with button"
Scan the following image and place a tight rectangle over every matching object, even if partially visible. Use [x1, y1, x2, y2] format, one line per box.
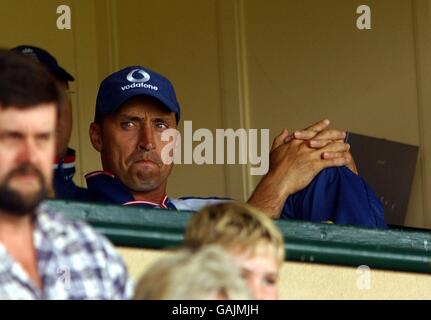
[94, 65, 180, 123]
[11, 45, 74, 83]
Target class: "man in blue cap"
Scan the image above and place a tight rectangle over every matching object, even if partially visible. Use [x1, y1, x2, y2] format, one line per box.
[11, 45, 86, 200]
[55, 65, 386, 228]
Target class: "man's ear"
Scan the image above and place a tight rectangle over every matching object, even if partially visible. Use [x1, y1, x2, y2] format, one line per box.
[89, 122, 103, 152]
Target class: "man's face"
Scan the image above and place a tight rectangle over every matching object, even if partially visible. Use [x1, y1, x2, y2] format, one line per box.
[231, 242, 280, 300]
[0, 104, 56, 215]
[91, 96, 177, 193]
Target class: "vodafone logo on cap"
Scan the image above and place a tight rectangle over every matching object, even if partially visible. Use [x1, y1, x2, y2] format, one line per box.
[126, 69, 151, 83]
[121, 69, 158, 91]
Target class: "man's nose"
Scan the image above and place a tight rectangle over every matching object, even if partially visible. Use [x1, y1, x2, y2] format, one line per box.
[138, 124, 155, 151]
[18, 138, 38, 164]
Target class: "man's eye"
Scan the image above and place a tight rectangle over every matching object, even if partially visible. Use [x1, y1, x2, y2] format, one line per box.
[36, 133, 51, 142]
[155, 122, 168, 130]
[120, 121, 136, 129]
[0, 132, 21, 142]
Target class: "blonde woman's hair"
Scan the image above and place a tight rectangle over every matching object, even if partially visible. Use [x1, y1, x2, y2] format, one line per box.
[184, 202, 285, 263]
[134, 245, 252, 300]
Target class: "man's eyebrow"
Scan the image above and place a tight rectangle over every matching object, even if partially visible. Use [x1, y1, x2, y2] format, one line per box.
[0, 130, 24, 136]
[117, 114, 174, 122]
[36, 130, 54, 136]
[152, 116, 174, 122]
[0, 129, 53, 136]
[117, 114, 143, 122]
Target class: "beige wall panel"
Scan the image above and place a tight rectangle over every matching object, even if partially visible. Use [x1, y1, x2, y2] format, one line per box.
[244, 0, 419, 143]
[412, 0, 431, 228]
[280, 261, 431, 299]
[0, 0, 74, 58]
[70, 0, 101, 186]
[405, 159, 425, 227]
[118, 247, 431, 299]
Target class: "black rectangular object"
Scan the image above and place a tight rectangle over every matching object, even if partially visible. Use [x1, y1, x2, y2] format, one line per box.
[347, 132, 419, 226]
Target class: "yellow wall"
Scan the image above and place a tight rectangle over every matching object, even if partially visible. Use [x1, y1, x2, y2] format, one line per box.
[118, 247, 431, 299]
[0, 0, 430, 228]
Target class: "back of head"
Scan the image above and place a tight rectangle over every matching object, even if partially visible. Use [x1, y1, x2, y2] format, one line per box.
[184, 202, 285, 263]
[0, 49, 60, 111]
[10, 45, 74, 84]
[134, 245, 251, 300]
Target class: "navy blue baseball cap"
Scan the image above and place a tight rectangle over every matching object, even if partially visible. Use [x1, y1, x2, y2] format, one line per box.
[11, 45, 75, 82]
[95, 66, 180, 123]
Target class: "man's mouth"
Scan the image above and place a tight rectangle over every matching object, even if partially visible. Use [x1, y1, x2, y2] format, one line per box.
[12, 173, 40, 181]
[133, 155, 163, 167]
[136, 158, 155, 163]
[134, 159, 158, 167]
[7, 174, 42, 193]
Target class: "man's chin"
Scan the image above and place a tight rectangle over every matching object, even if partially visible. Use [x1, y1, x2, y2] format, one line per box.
[0, 188, 46, 217]
[134, 181, 162, 192]
[128, 175, 163, 192]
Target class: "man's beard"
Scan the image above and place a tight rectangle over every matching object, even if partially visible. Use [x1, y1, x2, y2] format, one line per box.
[0, 164, 48, 217]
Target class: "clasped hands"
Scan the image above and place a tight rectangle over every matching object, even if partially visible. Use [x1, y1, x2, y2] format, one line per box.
[248, 119, 357, 218]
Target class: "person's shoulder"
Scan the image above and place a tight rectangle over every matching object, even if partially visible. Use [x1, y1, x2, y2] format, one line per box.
[171, 196, 232, 211]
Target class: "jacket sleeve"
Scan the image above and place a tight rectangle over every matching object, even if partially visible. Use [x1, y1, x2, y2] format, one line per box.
[53, 148, 90, 201]
[281, 166, 387, 228]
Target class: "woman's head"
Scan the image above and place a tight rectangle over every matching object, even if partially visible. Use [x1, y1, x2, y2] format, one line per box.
[184, 202, 285, 300]
[134, 245, 252, 300]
